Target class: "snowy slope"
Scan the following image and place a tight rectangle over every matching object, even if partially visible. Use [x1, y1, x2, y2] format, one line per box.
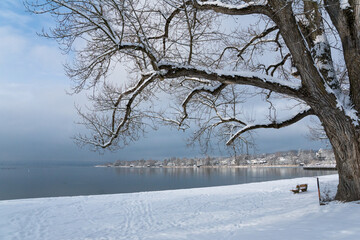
[1, 174, 359, 240]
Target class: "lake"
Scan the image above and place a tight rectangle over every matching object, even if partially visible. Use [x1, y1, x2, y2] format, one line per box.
[0, 166, 336, 200]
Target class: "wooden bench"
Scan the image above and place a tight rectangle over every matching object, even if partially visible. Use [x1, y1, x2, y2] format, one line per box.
[291, 184, 308, 193]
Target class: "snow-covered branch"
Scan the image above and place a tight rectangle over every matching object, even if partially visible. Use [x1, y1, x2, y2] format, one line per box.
[226, 108, 315, 145]
[158, 62, 303, 98]
[193, 0, 270, 15]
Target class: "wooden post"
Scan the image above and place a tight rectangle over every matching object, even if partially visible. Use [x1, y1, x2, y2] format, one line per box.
[317, 177, 325, 205]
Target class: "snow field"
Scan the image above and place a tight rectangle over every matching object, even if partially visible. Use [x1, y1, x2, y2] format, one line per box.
[0, 174, 359, 240]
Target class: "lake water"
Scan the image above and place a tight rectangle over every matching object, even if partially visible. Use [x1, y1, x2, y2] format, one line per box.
[0, 166, 337, 200]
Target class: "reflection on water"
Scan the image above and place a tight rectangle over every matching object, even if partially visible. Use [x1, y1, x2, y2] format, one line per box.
[0, 166, 336, 200]
[114, 166, 334, 179]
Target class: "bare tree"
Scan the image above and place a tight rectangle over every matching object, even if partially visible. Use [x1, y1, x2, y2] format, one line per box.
[25, 0, 360, 202]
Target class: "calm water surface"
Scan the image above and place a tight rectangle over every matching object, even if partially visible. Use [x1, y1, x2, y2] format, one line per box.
[0, 166, 336, 200]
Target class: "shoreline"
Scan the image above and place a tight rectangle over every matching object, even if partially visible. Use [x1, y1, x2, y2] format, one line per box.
[96, 164, 338, 171]
[95, 164, 301, 168]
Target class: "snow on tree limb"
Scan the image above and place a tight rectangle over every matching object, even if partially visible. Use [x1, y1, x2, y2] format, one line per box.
[340, 0, 351, 10]
[226, 108, 315, 145]
[324, 85, 360, 126]
[193, 0, 270, 15]
[158, 62, 302, 96]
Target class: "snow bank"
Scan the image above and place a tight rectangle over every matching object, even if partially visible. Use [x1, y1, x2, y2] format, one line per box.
[1, 174, 359, 240]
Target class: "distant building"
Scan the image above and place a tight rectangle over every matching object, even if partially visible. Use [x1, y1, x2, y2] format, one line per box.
[316, 149, 334, 161]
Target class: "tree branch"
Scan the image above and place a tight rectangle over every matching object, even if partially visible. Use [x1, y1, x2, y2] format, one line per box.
[226, 108, 315, 145]
[237, 25, 279, 59]
[103, 72, 158, 148]
[192, 0, 270, 16]
[75, 72, 158, 149]
[180, 82, 227, 125]
[158, 63, 304, 99]
[266, 53, 291, 76]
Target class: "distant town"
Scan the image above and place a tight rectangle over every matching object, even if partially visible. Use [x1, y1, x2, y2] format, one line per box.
[98, 149, 336, 169]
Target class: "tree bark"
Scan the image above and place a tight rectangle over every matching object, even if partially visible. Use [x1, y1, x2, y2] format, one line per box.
[317, 108, 360, 201]
[325, 0, 360, 112]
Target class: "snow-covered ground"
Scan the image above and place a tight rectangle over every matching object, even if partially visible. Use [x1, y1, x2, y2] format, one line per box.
[1, 174, 359, 240]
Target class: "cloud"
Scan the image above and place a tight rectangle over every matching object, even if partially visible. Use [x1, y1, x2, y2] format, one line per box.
[0, 9, 31, 26]
[0, 25, 66, 84]
[0, 27, 27, 64]
[0, 0, 22, 9]
[0, 26, 73, 136]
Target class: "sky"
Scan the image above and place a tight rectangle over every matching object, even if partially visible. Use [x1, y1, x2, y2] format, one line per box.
[0, 0, 327, 166]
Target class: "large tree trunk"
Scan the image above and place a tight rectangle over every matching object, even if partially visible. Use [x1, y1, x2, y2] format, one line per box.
[319, 110, 360, 201]
[272, 1, 360, 202]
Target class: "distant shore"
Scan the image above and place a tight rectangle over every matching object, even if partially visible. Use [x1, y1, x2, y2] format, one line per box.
[95, 164, 338, 171]
[96, 164, 309, 169]
[96, 149, 336, 170]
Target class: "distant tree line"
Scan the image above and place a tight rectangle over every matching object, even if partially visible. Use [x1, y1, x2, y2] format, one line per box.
[107, 149, 334, 167]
